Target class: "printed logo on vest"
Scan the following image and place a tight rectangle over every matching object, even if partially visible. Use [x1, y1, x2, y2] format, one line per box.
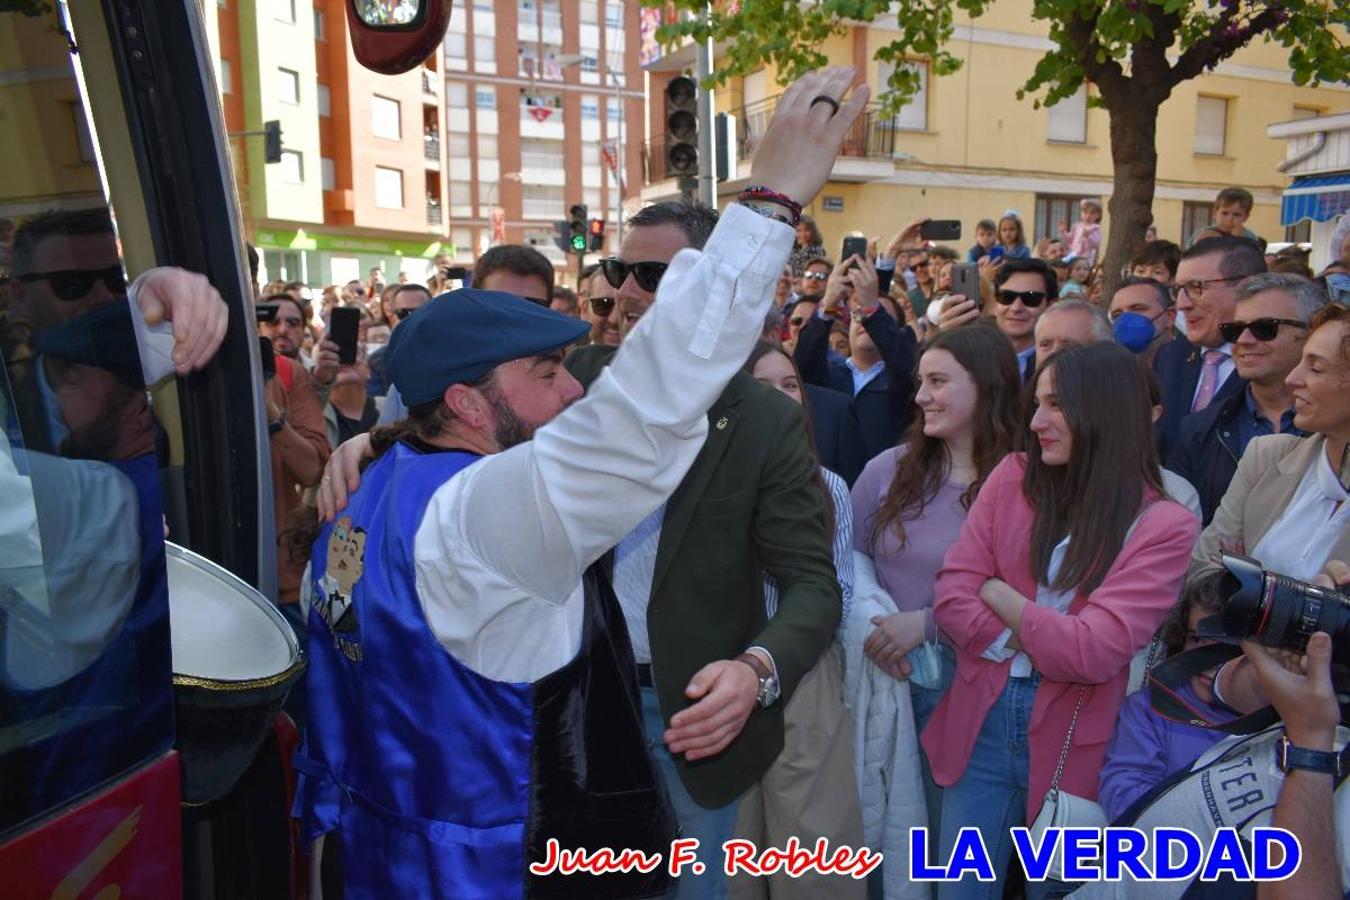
[319, 514, 366, 661]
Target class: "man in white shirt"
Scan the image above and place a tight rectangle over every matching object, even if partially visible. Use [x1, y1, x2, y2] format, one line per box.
[305, 67, 870, 898]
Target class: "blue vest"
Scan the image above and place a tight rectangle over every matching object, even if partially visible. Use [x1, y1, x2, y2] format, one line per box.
[294, 441, 675, 899]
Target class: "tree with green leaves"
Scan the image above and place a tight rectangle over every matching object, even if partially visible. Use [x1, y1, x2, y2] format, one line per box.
[651, 0, 1348, 293]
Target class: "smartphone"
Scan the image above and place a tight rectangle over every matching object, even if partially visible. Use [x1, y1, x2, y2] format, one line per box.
[445, 265, 468, 281]
[950, 262, 980, 303]
[255, 301, 279, 324]
[840, 235, 868, 266]
[987, 245, 1005, 262]
[920, 220, 961, 241]
[259, 336, 276, 381]
[328, 306, 361, 365]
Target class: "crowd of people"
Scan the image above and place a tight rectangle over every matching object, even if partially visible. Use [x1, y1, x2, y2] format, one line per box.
[233, 68, 1350, 899]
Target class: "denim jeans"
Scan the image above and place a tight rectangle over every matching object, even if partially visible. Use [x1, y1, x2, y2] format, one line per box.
[935, 674, 1053, 900]
[641, 685, 739, 900]
[911, 644, 954, 862]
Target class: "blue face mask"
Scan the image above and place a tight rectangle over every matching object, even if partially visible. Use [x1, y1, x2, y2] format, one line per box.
[1113, 311, 1157, 354]
[1327, 273, 1350, 304]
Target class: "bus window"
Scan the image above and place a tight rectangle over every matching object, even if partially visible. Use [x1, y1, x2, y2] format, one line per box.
[0, 8, 173, 836]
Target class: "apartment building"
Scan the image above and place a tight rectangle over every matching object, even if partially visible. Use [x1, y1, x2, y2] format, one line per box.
[640, 2, 1349, 255]
[441, 0, 644, 271]
[206, 0, 449, 287]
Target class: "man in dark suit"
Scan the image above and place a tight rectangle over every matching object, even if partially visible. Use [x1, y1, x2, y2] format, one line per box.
[568, 200, 840, 898]
[793, 255, 917, 462]
[1152, 235, 1266, 459]
[803, 383, 867, 484]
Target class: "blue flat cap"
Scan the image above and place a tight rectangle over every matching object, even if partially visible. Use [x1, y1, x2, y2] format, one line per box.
[386, 288, 589, 406]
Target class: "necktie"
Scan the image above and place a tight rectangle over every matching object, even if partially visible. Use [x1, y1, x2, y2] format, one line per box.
[1191, 348, 1226, 412]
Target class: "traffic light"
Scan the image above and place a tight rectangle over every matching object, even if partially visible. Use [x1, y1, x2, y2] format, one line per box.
[553, 220, 571, 254]
[665, 76, 698, 178]
[263, 120, 283, 164]
[568, 204, 588, 254]
[588, 218, 605, 252]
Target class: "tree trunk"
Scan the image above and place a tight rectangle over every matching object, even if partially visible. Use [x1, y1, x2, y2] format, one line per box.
[1099, 90, 1163, 301]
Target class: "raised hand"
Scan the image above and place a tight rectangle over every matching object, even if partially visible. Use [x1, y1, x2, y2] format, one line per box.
[749, 67, 870, 210]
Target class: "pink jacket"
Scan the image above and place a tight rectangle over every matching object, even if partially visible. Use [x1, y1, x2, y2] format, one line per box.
[920, 455, 1199, 823]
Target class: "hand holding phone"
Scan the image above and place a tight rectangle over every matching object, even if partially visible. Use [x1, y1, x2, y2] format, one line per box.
[919, 220, 961, 241]
[841, 235, 868, 267]
[328, 306, 361, 365]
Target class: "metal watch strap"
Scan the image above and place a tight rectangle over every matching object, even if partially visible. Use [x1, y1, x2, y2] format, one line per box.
[1279, 736, 1343, 777]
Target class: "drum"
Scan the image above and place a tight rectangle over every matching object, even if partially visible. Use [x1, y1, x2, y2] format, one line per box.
[166, 542, 305, 804]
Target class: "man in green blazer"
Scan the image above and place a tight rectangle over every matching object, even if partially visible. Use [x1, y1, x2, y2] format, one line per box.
[567, 200, 841, 895]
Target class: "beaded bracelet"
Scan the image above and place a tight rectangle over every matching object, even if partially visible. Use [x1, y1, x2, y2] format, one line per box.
[738, 186, 802, 226]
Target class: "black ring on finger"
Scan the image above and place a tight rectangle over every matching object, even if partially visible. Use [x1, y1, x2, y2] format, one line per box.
[810, 94, 840, 116]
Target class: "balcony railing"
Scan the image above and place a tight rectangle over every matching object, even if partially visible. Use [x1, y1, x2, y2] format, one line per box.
[644, 95, 896, 184]
[422, 70, 436, 95]
[426, 201, 443, 228]
[522, 197, 563, 219]
[424, 133, 440, 161]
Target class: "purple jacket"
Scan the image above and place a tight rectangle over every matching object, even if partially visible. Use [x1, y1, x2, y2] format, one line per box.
[1098, 684, 1228, 822]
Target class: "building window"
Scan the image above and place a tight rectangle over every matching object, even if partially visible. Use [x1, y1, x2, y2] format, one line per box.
[314, 9, 326, 41]
[475, 87, 497, 109]
[580, 0, 598, 22]
[1033, 193, 1096, 241]
[372, 95, 402, 139]
[474, 36, 496, 69]
[447, 81, 469, 107]
[219, 58, 233, 94]
[603, 3, 622, 28]
[1194, 95, 1228, 156]
[275, 0, 295, 23]
[878, 60, 928, 132]
[277, 67, 300, 104]
[581, 95, 599, 119]
[605, 97, 620, 121]
[1285, 220, 1312, 243]
[445, 32, 467, 59]
[478, 133, 499, 160]
[317, 84, 331, 117]
[321, 157, 335, 191]
[1047, 85, 1087, 144]
[1181, 201, 1214, 241]
[279, 150, 303, 184]
[582, 55, 600, 73]
[448, 132, 471, 157]
[375, 167, 405, 209]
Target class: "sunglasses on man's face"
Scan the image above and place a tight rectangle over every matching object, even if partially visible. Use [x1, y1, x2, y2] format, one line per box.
[801, 271, 829, 282]
[393, 307, 418, 321]
[589, 296, 616, 317]
[600, 258, 669, 293]
[19, 265, 127, 302]
[1217, 317, 1307, 344]
[996, 289, 1047, 308]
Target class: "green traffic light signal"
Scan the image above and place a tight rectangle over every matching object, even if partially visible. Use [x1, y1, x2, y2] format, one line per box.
[571, 233, 587, 252]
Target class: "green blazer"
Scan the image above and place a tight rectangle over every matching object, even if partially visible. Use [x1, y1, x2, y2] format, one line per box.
[566, 344, 841, 809]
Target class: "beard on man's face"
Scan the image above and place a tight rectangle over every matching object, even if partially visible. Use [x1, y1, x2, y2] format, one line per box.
[480, 382, 538, 450]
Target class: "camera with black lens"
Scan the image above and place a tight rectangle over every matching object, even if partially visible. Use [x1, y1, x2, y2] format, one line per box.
[1204, 553, 1350, 658]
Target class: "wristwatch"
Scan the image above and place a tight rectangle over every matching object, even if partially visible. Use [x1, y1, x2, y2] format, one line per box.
[1277, 734, 1343, 777]
[735, 653, 780, 709]
[737, 200, 793, 227]
[268, 411, 287, 435]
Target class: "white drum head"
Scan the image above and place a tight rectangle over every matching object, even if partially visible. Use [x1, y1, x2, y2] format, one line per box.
[166, 542, 298, 682]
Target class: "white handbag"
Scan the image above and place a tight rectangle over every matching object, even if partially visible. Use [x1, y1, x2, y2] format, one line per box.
[1028, 685, 1108, 882]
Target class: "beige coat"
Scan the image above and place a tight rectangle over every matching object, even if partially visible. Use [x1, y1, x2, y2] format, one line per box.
[1190, 433, 1350, 582]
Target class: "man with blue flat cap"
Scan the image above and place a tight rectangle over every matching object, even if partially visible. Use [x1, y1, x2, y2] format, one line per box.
[296, 67, 869, 898]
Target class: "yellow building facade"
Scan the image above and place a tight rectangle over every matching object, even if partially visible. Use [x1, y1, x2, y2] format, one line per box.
[641, 0, 1349, 256]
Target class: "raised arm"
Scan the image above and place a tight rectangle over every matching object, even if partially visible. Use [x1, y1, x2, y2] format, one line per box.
[440, 68, 872, 603]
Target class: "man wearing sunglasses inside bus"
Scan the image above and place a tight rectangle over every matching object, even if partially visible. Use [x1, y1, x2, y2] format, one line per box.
[1166, 272, 1326, 524]
[991, 257, 1060, 381]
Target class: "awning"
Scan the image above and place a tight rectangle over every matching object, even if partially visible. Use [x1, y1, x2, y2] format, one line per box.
[1280, 173, 1350, 226]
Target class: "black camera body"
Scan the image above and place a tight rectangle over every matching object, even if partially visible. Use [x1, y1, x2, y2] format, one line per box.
[1206, 553, 1350, 657]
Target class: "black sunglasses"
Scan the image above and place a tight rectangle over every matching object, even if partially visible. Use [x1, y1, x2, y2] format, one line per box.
[589, 296, 616, 317]
[19, 265, 126, 301]
[600, 257, 668, 293]
[1217, 317, 1307, 344]
[393, 307, 417, 320]
[996, 289, 1047, 308]
[523, 296, 550, 308]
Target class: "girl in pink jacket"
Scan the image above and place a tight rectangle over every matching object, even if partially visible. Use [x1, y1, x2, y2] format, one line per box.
[920, 342, 1200, 898]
